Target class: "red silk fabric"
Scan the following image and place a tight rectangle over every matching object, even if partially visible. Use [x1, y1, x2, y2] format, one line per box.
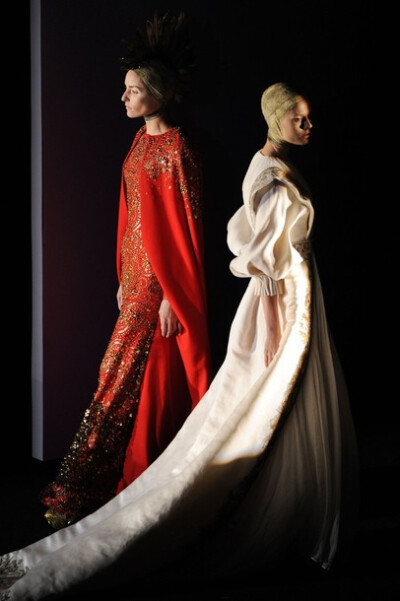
[116, 126, 212, 489]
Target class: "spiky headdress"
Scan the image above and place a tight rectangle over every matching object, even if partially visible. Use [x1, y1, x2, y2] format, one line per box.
[120, 11, 197, 105]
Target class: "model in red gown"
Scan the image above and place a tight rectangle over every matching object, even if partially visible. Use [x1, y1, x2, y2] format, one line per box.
[40, 124, 212, 526]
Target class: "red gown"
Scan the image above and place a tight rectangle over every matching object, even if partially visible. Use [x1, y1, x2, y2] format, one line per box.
[40, 125, 212, 524]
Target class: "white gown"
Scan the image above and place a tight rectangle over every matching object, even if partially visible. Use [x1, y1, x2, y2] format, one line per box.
[0, 153, 359, 600]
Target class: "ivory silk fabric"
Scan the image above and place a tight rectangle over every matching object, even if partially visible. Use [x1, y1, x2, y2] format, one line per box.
[0, 152, 359, 600]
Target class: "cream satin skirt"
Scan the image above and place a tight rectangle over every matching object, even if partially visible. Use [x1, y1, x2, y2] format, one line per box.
[1, 259, 359, 600]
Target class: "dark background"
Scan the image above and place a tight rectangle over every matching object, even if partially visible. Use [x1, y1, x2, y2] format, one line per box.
[13, 0, 395, 465]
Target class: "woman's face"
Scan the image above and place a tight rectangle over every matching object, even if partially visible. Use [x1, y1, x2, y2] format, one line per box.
[279, 98, 313, 146]
[121, 69, 161, 119]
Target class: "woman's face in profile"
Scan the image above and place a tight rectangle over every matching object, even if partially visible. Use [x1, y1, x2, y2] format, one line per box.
[280, 98, 313, 146]
[121, 69, 161, 119]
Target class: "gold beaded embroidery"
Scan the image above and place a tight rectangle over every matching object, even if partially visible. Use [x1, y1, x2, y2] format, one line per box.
[40, 129, 205, 524]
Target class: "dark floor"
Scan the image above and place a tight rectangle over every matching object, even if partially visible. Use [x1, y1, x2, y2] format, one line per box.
[1, 421, 399, 600]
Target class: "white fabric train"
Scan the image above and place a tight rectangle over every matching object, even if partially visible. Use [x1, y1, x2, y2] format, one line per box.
[0, 153, 359, 600]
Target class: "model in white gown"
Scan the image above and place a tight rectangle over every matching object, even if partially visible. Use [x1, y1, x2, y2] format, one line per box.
[0, 85, 359, 601]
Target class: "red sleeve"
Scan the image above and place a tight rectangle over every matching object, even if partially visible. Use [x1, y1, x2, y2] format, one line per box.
[140, 132, 212, 406]
[116, 128, 143, 282]
[116, 178, 128, 283]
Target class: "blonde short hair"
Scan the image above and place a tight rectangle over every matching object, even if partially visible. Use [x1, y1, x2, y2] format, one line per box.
[261, 83, 300, 146]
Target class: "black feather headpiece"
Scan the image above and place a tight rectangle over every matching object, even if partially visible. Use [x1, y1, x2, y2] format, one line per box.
[120, 11, 197, 104]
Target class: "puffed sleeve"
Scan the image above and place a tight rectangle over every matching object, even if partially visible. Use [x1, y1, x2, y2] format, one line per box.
[228, 179, 310, 295]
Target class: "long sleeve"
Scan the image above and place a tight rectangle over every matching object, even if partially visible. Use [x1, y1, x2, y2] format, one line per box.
[227, 170, 313, 295]
[139, 133, 212, 406]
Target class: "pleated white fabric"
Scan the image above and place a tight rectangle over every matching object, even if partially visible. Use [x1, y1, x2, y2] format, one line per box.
[0, 153, 359, 600]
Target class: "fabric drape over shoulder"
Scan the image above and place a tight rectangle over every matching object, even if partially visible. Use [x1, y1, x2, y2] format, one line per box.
[116, 126, 211, 407]
[0, 152, 359, 601]
[228, 161, 314, 294]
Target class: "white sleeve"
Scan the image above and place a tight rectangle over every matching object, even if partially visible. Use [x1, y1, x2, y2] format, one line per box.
[228, 181, 306, 295]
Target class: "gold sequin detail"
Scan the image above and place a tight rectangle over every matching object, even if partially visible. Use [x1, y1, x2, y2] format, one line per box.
[135, 126, 203, 220]
[39, 130, 202, 525]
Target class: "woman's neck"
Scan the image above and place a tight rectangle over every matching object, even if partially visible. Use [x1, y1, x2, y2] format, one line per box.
[143, 113, 172, 135]
[261, 138, 289, 159]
